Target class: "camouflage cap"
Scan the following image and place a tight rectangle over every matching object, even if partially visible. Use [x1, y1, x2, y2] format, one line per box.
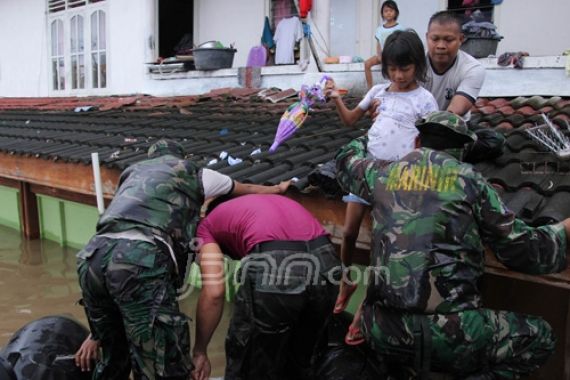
[147, 139, 186, 159]
[415, 111, 477, 148]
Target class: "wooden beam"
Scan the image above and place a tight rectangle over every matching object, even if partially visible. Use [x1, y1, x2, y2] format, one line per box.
[18, 181, 40, 239]
[30, 183, 112, 207]
[0, 153, 120, 197]
[0, 176, 19, 189]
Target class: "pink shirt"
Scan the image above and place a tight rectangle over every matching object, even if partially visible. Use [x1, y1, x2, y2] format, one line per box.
[197, 194, 327, 258]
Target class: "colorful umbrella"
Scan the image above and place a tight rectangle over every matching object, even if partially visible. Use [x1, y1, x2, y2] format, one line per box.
[269, 75, 330, 153]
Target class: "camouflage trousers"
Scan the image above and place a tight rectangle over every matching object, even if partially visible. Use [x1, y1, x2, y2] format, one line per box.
[225, 242, 340, 380]
[361, 303, 555, 379]
[77, 235, 192, 380]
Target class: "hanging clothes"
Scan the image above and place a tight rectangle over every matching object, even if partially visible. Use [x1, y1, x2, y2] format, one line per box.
[273, 16, 303, 65]
[261, 16, 275, 49]
[299, 0, 312, 18]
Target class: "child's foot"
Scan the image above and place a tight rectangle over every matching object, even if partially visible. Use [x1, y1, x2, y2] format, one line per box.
[333, 282, 357, 314]
[344, 324, 365, 345]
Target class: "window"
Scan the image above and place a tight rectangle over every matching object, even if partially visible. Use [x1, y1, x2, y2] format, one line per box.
[91, 10, 106, 88]
[448, 0, 495, 24]
[47, 0, 106, 92]
[70, 15, 85, 89]
[50, 19, 65, 90]
[48, 0, 102, 13]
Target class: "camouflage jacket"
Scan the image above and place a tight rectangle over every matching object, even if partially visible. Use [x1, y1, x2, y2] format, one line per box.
[336, 136, 567, 314]
[97, 154, 204, 256]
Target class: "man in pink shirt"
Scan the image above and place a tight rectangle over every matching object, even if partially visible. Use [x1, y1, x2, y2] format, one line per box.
[191, 194, 340, 380]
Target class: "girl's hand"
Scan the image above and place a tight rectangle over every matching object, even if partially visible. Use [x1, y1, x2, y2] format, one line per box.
[369, 99, 382, 120]
[324, 79, 340, 99]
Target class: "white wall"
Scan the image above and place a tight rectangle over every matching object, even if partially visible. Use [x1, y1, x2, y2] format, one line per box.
[0, 0, 568, 98]
[495, 0, 570, 56]
[106, 0, 155, 95]
[194, 0, 265, 68]
[330, 0, 359, 57]
[0, 0, 49, 97]
[396, 0, 441, 45]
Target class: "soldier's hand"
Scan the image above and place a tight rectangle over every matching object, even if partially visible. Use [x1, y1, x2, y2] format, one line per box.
[74, 335, 100, 372]
[277, 180, 292, 194]
[191, 352, 211, 380]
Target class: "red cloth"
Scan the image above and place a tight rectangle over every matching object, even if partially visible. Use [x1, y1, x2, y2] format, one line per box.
[197, 194, 327, 258]
[300, 0, 312, 18]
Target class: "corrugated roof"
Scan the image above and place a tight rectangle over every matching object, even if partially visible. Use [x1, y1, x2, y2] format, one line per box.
[0, 91, 569, 225]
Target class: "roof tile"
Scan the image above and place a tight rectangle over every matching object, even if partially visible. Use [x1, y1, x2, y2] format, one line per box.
[0, 91, 570, 227]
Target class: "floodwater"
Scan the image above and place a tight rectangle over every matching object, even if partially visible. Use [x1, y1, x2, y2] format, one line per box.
[0, 225, 230, 378]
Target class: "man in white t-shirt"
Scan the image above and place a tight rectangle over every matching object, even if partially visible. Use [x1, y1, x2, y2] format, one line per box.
[423, 11, 486, 118]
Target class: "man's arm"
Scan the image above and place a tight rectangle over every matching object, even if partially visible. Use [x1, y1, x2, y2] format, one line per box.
[448, 61, 486, 116]
[232, 180, 290, 196]
[446, 94, 476, 117]
[201, 168, 290, 200]
[476, 180, 568, 274]
[192, 244, 226, 380]
[335, 136, 391, 202]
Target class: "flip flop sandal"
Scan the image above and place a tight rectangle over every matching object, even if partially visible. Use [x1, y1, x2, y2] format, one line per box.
[344, 324, 365, 346]
[333, 283, 357, 314]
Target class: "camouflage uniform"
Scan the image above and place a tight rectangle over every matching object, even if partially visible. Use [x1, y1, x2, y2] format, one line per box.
[77, 140, 202, 379]
[335, 112, 567, 379]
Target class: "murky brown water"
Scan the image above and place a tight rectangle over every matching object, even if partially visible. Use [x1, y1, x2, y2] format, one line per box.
[0, 225, 229, 378]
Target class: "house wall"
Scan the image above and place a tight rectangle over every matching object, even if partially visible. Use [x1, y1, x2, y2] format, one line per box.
[107, 0, 155, 95]
[194, 0, 266, 68]
[0, 186, 21, 231]
[0, 0, 568, 98]
[494, 0, 570, 56]
[311, 0, 439, 60]
[0, 0, 49, 97]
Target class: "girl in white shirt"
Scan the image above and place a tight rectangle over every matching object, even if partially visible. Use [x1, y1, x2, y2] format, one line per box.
[327, 29, 438, 345]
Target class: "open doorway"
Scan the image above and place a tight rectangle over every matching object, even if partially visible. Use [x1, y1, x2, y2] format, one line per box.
[158, 0, 194, 58]
[448, 0, 495, 24]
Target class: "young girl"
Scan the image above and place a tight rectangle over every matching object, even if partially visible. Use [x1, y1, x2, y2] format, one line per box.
[326, 30, 438, 345]
[364, 1, 405, 90]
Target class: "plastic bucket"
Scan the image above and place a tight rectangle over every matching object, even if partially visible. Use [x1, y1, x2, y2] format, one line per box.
[0, 315, 92, 380]
[193, 48, 237, 70]
[460, 37, 502, 58]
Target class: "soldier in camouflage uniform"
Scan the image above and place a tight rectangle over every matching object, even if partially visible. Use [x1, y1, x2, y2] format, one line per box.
[76, 139, 289, 380]
[335, 111, 570, 379]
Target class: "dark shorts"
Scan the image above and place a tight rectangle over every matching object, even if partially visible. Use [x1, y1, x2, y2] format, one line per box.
[225, 238, 341, 380]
